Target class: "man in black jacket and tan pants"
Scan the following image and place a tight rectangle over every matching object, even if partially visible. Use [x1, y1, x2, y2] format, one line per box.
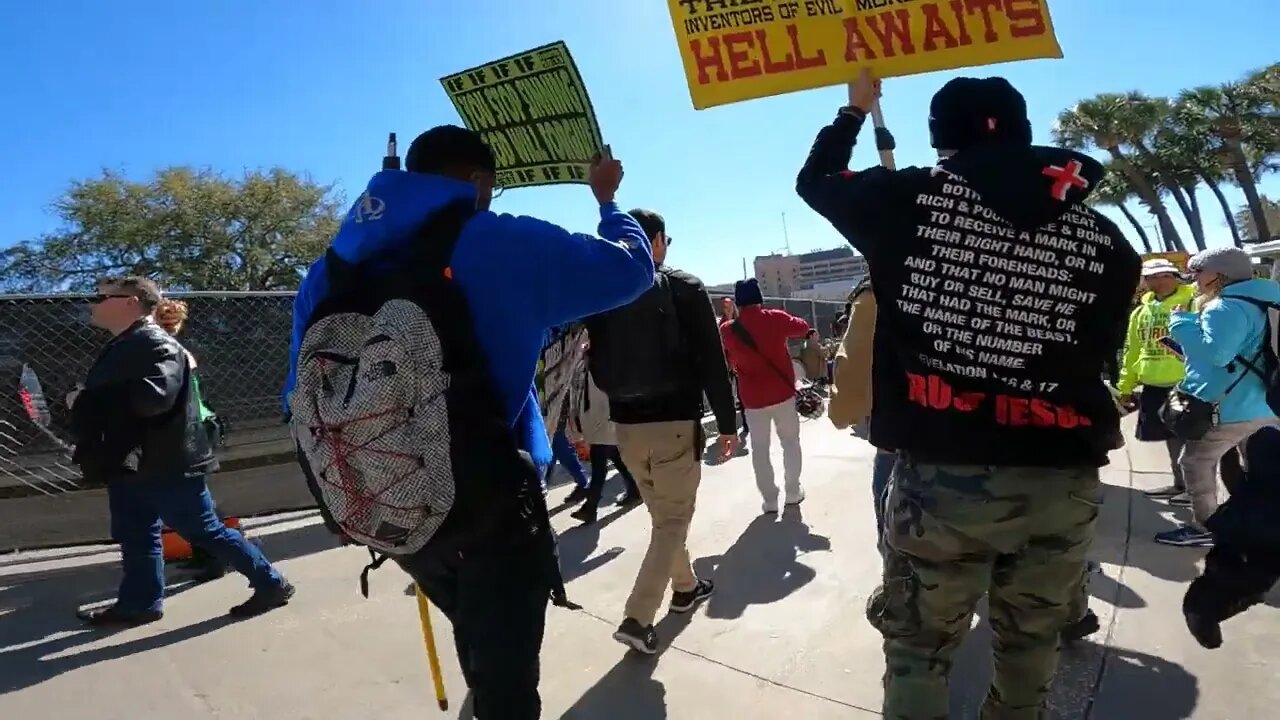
[69, 276, 293, 626]
[586, 209, 739, 655]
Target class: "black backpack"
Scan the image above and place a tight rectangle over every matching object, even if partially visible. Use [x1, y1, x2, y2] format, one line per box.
[586, 268, 687, 402]
[289, 200, 536, 594]
[1229, 296, 1280, 416]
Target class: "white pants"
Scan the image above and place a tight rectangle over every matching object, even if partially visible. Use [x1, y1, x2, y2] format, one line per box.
[744, 398, 803, 508]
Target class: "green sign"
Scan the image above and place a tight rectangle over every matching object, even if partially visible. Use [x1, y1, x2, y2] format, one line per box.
[441, 42, 605, 189]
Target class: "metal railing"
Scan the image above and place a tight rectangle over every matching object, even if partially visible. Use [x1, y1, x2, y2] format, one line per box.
[0, 290, 845, 496]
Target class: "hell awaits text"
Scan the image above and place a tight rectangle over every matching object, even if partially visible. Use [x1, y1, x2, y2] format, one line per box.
[680, 0, 1051, 85]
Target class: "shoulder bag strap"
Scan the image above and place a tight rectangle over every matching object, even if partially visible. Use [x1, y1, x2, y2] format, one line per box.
[729, 320, 794, 389]
[1221, 296, 1277, 387]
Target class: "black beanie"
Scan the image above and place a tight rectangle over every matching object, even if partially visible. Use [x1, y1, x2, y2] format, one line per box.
[734, 279, 763, 307]
[929, 77, 1032, 151]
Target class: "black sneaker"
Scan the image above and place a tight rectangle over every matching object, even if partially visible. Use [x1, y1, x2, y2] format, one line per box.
[1167, 493, 1192, 508]
[569, 504, 598, 525]
[565, 486, 590, 506]
[670, 578, 715, 613]
[1144, 484, 1184, 498]
[1184, 611, 1223, 649]
[612, 618, 658, 655]
[1061, 608, 1101, 644]
[77, 605, 163, 627]
[229, 580, 295, 618]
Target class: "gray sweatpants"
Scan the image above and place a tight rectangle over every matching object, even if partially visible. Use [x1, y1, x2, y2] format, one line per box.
[1180, 418, 1276, 525]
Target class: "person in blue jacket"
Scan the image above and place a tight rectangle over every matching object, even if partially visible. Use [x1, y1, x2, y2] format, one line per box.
[1157, 247, 1280, 548]
[284, 125, 654, 718]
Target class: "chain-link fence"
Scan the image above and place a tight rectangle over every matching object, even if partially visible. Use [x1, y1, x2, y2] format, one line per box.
[707, 294, 848, 341]
[0, 290, 845, 498]
[0, 291, 296, 498]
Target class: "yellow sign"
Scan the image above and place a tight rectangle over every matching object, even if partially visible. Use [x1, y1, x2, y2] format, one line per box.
[667, 0, 1063, 110]
[441, 42, 605, 189]
[1141, 252, 1190, 271]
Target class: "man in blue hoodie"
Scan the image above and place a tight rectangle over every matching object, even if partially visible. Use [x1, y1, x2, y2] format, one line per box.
[284, 125, 654, 718]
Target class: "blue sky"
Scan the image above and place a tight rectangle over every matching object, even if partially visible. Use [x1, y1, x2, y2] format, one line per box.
[1, 0, 1276, 287]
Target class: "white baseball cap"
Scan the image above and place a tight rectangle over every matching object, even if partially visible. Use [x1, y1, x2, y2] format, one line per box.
[1141, 259, 1181, 277]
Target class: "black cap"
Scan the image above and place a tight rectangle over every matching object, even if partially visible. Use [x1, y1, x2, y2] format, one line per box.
[405, 125, 497, 175]
[629, 209, 670, 244]
[734, 278, 763, 307]
[929, 77, 1032, 151]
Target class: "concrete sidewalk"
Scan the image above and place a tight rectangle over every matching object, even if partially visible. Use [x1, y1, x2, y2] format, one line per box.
[1, 419, 1276, 719]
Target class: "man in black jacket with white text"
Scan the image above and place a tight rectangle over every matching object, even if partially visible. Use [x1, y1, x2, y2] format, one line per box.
[797, 71, 1140, 718]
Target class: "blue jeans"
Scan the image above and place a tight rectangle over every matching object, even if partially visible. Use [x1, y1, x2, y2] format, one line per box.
[544, 429, 588, 489]
[872, 450, 896, 553]
[108, 473, 283, 613]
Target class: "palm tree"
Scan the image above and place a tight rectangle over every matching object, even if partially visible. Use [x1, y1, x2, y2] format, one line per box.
[1241, 65, 1280, 179]
[1177, 78, 1275, 241]
[1236, 196, 1280, 242]
[1151, 117, 1242, 248]
[1089, 163, 1153, 252]
[1054, 94, 1188, 251]
[1109, 95, 1209, 249]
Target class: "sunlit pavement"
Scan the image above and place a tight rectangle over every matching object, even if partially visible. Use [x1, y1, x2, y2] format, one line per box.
[2, 417, 1277, 719]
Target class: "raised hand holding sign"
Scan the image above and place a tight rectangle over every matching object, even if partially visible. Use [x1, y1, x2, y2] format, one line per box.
[589, 145, 623, 205]
[847, 68, 879, 113]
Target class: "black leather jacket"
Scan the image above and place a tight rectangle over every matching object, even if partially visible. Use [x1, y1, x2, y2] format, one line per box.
[70, 319, 217, 480]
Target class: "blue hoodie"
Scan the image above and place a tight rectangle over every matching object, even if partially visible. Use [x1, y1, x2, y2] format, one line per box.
[1169, 277, 1280, 424]
[283, 171, 655, 465]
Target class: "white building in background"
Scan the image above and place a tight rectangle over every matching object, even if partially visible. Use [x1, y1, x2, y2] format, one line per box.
[754, 246, 867, 298]
[1245, 240, 1280, 280]
[791, 279, 859, 301]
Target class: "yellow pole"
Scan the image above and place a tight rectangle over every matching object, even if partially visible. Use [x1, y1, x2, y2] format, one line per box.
[415, 586, 449, 711]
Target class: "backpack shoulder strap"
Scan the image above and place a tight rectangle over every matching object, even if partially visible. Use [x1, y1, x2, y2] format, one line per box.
[407, 200, 476, 273]
[326, 200, 476, 293]
[1224, 295, 1280, 381]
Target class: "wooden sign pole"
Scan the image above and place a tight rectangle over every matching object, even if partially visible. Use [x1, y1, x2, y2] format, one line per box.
[849, 84, 897, 170]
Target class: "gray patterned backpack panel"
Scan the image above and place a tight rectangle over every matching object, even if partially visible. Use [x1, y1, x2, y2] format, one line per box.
[290, 298, 454, 555]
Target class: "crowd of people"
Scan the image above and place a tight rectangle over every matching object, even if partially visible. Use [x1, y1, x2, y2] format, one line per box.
[59, 67, 1280, 720]
[1113, 251, 1280, 649]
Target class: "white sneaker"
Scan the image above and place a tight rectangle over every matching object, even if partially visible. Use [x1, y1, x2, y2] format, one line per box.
[784, 489, 806, 506]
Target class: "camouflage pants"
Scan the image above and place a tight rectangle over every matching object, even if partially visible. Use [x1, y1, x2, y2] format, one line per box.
[867, 457, 1102, 720]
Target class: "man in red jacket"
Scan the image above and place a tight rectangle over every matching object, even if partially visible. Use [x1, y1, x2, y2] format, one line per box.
[719, 279, 812, 513]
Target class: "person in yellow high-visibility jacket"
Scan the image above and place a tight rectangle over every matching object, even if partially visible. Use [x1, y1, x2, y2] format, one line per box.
[1117, 259, 1197, 501]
